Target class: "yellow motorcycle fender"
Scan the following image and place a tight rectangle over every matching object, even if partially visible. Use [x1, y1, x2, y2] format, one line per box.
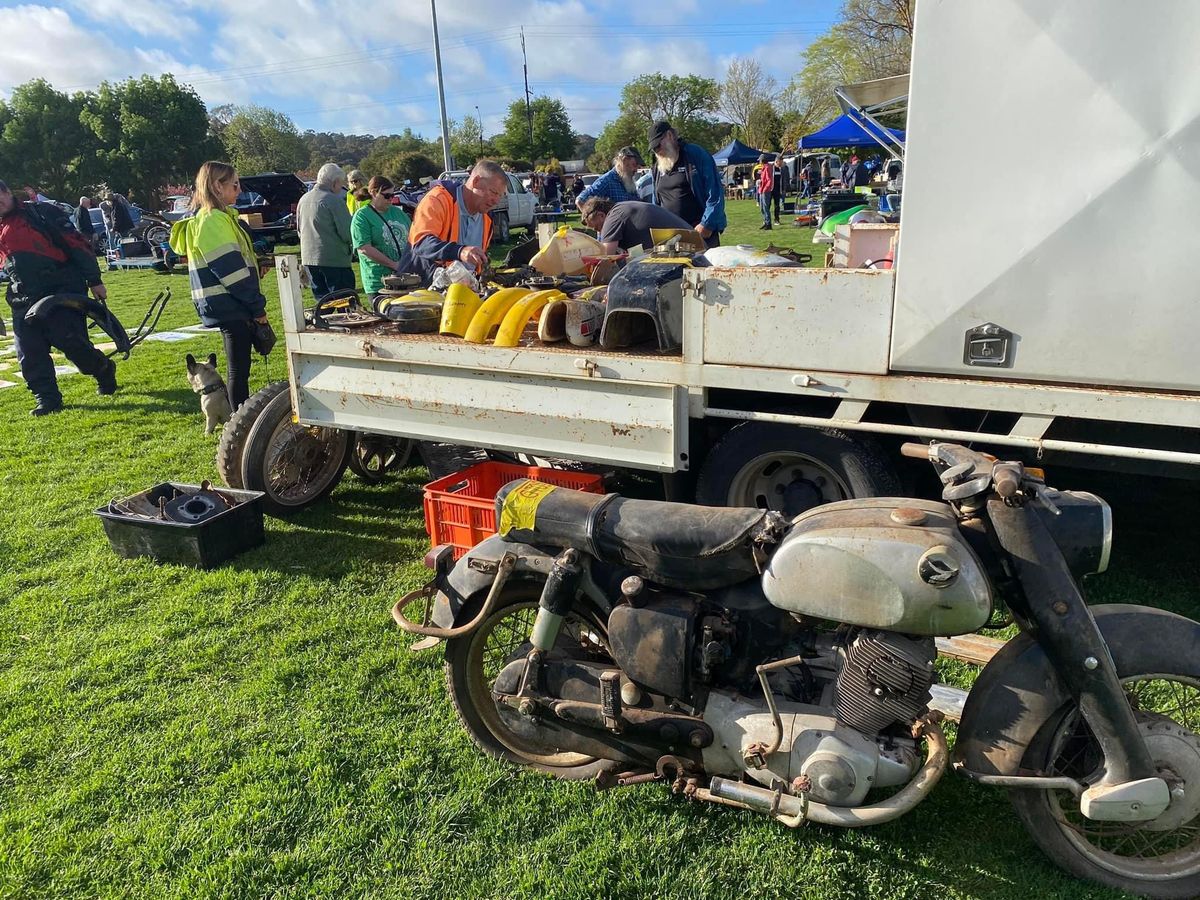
[463, 287, 531, 344]
[439, 283, 482, 337]
[493, 290, 566, 347]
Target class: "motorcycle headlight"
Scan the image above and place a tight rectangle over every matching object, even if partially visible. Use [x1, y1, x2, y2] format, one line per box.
[1034, 490, 1112, 577]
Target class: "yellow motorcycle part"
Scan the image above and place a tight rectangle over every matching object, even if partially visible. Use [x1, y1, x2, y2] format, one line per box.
[463, 287, 531, 344]
[493, 289, 566, 347]
[439, 283, 482, 337]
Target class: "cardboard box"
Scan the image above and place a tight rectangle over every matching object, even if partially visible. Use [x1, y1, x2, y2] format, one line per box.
[239, 212, 264, 229]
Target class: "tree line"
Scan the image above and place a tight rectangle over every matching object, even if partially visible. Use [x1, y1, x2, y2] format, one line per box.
[0, 0, 910, 208]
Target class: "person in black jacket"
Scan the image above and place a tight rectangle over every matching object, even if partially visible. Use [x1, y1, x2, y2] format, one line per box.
[0, 181, 116, 415]
[74, 197, 95, 248]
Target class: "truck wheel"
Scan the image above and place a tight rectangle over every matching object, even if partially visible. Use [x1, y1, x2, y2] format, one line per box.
[492, 210, 510, 243]
[349, 433, 414, 482]
[239, 388, 352, 517]
[694, 424, 899, 515]
[216, 381, 289, 489]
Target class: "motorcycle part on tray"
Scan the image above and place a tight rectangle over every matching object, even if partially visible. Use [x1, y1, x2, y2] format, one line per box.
[495, 480, 786, 590]
[381, 272, 421, 291]
[762, 497, 993, 636]
[440, 283, 482, 336]
[307, 288, 385, 329]
[600, 256, 696, 352]
[834, 631, 937, 736]
[536, 297, 567, 342]
[463, 287, 531, 343]
[493, 289, 565, 347]
[565, 298, 605, 347]
[381, 300, 442, 332]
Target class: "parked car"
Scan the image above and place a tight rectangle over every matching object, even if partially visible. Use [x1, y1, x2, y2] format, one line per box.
[438, 170, 536, 243]
[161, 195, 191, 222]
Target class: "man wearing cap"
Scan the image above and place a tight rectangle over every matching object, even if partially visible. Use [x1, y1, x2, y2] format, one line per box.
[647, 121, 725, 248]
[575, 147, 644, 211]
[579, 198, 693, 254]
[0, 180, 116, 415]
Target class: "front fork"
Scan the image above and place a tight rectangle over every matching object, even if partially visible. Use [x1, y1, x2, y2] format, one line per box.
[988, 498, 1170, 821]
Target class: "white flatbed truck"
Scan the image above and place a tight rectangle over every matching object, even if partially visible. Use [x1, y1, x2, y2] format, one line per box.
[269, 0, 1200, 513]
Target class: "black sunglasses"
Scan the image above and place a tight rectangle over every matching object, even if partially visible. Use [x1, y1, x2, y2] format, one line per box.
[381, 191, 395, 199]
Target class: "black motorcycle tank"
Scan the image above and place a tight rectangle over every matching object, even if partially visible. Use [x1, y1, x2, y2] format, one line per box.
[762, 498, 993, 636]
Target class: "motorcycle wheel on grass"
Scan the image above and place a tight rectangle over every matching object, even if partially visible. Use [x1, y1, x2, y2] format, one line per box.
[444, 582, 613, 781]
[238, 386, 352, 517]
[216, 380, 289, 490]
[1010, 666, 1200, 899]
[349, 434, 414, 483]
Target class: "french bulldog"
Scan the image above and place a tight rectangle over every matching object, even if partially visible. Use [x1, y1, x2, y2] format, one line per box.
[186, 352, 232, 434]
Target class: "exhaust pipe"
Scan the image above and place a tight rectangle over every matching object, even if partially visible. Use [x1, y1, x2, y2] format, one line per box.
[701, 716, 948, 828]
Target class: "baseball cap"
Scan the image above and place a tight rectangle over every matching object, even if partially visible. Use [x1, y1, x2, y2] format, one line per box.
[648, 120, 673, 151]
[616, 146, 643, 165]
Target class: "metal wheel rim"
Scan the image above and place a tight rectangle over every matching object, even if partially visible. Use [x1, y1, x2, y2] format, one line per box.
[725, 450, 852, 514]
[354, 437, 412, 477]
[144, 225, 169, 245]
[259, 415, 348, 506]
[1042, 674, 1200, 880]
[465, 598, 609, 768]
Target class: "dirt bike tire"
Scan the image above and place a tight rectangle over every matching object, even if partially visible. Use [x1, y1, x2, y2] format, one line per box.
[215, 380, 289, 489]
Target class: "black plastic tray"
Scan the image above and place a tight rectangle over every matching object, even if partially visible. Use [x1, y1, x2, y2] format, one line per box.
[95, 482, 265, 569]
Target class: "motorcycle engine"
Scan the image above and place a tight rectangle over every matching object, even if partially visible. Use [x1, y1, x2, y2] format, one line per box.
[834, 631, 937, 736]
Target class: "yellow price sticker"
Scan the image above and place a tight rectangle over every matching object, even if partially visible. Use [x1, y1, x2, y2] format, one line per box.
[498, 480, 558, 536]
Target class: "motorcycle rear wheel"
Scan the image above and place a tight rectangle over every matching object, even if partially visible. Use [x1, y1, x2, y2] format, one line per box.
[1010, 672, 1200, 899]
[444, 583, 614, 780]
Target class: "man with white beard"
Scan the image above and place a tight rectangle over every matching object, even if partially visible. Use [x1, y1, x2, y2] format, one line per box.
[647, 120, 726, 248]
[575, 146, 643, 211]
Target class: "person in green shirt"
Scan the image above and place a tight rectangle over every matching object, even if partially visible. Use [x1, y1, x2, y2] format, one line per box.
[350, 175, 413, 299]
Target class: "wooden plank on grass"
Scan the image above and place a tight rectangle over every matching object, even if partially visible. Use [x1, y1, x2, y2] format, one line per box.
[935, 634, 1006, 666]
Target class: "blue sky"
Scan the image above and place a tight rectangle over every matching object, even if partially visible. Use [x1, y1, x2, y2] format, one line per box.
[1, 0, 841, 141]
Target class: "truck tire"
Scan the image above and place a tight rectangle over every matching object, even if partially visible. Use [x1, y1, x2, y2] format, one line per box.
[417, 442, 490, 479]
[239, 388, 352, 517]
[694, 423, 899, 515]
[215, 380, 289, 489]
[492, 210, 510, 243]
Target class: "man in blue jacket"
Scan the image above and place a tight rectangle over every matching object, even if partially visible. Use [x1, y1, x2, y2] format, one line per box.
[647, 121, 725, 248]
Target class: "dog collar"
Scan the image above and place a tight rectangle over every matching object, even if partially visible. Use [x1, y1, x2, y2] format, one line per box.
[197, 382, 226, 396]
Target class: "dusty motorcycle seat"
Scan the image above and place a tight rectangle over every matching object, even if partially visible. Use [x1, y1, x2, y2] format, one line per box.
[495, 480, 785, 590]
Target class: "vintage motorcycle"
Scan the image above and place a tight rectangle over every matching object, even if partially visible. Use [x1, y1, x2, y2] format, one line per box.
[394, 442, 1200, 898]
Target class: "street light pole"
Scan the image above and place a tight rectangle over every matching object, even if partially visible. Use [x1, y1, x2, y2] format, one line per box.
[430, 0, 453, 172]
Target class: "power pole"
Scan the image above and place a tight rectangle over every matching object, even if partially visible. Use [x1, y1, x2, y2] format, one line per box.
[431, 0, 453, 172]
[521, 28, 534, 161]
[476, 105, 484, 156]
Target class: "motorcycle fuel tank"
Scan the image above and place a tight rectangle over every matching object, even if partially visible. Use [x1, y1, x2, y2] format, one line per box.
[762, 498, 992, 636]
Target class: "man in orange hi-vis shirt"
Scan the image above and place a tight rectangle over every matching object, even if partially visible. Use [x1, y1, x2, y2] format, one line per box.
[398, 160, 508, 285]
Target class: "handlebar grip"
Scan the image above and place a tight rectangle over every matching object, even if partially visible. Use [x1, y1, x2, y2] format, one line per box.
[901, 442, 931, 460]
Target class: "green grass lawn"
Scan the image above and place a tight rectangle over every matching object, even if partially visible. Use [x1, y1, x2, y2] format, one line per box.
[0, 219, 1194, 899]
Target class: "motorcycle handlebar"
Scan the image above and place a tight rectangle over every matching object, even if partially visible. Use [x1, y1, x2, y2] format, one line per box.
[900, 443, 931, 460]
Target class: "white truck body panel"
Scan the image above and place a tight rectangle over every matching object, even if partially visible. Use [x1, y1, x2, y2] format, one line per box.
[892, 0, 1200, 391]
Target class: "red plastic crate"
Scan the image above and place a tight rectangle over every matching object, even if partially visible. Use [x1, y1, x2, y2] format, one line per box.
[423, 462, 605, 559]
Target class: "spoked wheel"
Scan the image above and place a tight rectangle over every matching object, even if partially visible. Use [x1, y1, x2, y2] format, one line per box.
[348, 433, 414, 482]
[445, 583, 613, 780]
[1011, 674, 1200, 898]
[239, 388, 352, 517]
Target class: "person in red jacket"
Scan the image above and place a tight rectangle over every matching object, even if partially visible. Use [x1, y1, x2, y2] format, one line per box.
[398, 160, 507, 285]
[757, 153, 774, 230]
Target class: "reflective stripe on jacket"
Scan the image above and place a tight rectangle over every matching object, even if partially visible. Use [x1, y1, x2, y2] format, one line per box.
[169, 209, 266, 327]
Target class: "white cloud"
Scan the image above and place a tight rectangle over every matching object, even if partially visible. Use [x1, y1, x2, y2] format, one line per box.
[69, 0, 200, 38]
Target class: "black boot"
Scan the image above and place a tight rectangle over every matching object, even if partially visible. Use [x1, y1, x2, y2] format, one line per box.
[31, 397, 63, 417]
[95, 358, 118, 395]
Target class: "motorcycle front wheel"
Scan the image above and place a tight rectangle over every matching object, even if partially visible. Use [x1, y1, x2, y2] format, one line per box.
[1010, 672, 1200, 899]
[444, 582, 614, 781]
